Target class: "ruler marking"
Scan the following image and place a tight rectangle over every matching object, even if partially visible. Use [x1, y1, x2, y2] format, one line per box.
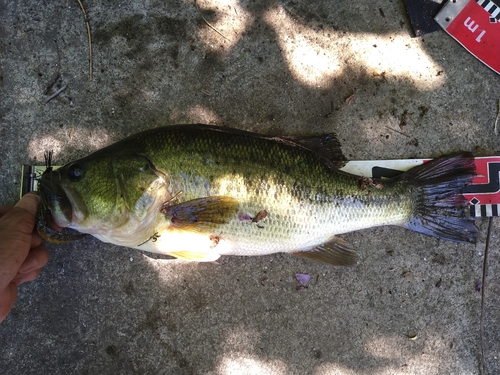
[492, 204, 499, 216]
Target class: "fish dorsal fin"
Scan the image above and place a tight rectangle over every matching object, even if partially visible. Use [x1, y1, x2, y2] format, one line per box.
[283, 133, 347, 169]
[180, 124, 346, 169]
[163, 196, 239, 231]
[294, 236, 358, 266]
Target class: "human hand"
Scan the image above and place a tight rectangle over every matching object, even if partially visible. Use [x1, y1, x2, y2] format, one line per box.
[0, 193, 49, 323]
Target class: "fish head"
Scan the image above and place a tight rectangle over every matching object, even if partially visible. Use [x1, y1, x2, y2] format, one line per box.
[38, 149, 169, 235]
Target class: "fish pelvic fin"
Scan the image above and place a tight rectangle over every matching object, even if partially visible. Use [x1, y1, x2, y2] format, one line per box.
[293, 236, 358, 266]
[401, 152, 477, 244]
[169, 250, 221, 262]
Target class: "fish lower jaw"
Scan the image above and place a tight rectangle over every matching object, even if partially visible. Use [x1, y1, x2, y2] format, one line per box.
[69, 213, 160, 248]
[91, 232, 149, 248]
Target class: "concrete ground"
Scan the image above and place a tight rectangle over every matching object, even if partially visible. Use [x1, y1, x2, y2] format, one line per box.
[1, 0, 499, 374]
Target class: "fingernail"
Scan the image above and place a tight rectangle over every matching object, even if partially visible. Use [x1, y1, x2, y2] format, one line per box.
[19, 258, 38, 274]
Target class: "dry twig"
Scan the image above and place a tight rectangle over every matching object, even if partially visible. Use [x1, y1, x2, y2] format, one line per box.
[43, 73, 61, 95]
[345, 93, 355, 105]
[194, 0, 229, 41]
[44, 40, 62, 95]
[76, 0, 93, 80]
[479, 218, 492, 375]
[385, 126, 411, 138]
[494, 100, 500, 135]
[45, 84, 67, 104]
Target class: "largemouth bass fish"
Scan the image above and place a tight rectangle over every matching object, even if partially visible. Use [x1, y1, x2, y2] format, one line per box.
[38, 125, 477, 266]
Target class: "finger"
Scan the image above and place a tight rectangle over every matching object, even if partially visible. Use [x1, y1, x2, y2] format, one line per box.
[14, 192, 40, 218]
[0, 283, 17, 323]
[13, 268, 42, 285]
[19, 244, 49, 274]
[0, 205, 14, 217]
[0, 194, 40, 288]
[3, 208, 45, 249]
[30, 231, 42, 249]
[0, 193, 40, 236]
[0, 192, 39, 218]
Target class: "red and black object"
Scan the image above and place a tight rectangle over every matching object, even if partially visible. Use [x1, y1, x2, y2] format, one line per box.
[435, 0, 500, 75]
[368, 157, 500, 218]
[462, 157, 500, 217]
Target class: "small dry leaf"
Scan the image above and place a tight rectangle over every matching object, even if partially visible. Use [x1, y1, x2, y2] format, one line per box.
[406, 138, 419, 147]
[252, 210, 268, 223]
[407, 334, 418, 340]
[359, 178, 368, 191]
[418, 105, 429, 120]
[69, 127, 75, 138]
[435, 278, 443, 288]
[373, 71, 386, 78]
[345, 93, 355, 105]
[476, 282, 482, 292]
[399, 109, 412, 128]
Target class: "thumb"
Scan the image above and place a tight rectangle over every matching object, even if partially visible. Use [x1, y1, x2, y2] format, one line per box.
[0, 283, 17, 323]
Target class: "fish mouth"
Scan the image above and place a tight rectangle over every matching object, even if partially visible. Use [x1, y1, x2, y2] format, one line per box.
[38, 169, 74, 228]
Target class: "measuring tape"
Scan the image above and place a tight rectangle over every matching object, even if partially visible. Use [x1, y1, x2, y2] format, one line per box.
[342, 156, 500, 217]
[342, 156, 500, 218]
[435, 0, 500, 75]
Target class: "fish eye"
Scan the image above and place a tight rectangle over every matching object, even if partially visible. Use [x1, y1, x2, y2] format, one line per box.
[67, 163, 86, 182]
[139, 162, 151, 172]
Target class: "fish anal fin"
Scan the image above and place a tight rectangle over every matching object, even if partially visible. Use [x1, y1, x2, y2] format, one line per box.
[169, 250, 221, 262]
[294, 237, 358, 266]
[163, 196, 239, 231]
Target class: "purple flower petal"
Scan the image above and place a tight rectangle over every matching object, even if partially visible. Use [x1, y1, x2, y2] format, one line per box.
[238, 213, 253, 222]
[295, 273, 311, 286]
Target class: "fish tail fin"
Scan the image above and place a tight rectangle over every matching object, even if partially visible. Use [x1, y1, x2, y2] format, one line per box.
[400, 152, 477, 244]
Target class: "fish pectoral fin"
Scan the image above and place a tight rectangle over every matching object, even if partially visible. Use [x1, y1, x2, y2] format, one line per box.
[169, 250, 221, 262]
[293, 237, 359, 266]
[163, 196, 239, 231]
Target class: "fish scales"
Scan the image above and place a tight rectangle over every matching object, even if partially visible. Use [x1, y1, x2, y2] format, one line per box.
[38, 125, 477, 265]
[137, 127, 411, 255]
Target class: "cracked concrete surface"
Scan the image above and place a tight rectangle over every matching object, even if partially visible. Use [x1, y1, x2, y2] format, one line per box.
[0, 0, 499, 374]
